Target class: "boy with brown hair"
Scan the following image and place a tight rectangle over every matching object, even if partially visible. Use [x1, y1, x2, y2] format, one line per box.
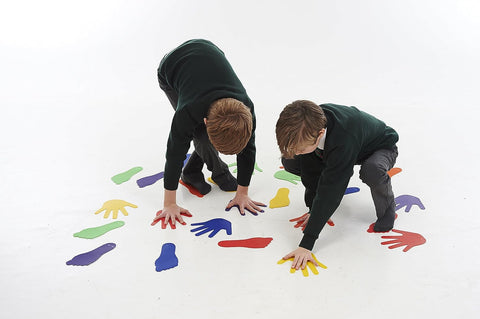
[276, 100, 399, 270]
[155, 39, 265, 226]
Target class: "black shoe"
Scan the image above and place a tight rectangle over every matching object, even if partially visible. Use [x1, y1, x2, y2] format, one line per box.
[373, 213, 395, 232]
[212, 171, 238, 192]
[181, 173, 211, 195]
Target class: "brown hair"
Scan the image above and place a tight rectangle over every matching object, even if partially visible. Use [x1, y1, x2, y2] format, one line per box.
[206, 98, 253, 155]
[276, 100, 327, 158]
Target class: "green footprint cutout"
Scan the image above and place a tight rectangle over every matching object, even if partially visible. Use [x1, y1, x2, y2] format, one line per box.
[111, 166, 143, 184]
[228, 162, 263, 174]
[274, 170, 301, 185]
[74, 221, 125, 239]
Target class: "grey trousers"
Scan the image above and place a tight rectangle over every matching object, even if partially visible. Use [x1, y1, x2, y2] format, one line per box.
[282, 147, 398, 230]
[158, 78, 230, 181]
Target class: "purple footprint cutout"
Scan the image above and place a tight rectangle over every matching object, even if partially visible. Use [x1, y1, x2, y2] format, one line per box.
[66, 243, 116, 266]
[136, 154, 191, 188]
[137, 172, 164, 188]
[155, 243, 178, 272]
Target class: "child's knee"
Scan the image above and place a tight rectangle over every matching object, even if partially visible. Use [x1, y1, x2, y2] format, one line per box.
[359, 162, 388, 187]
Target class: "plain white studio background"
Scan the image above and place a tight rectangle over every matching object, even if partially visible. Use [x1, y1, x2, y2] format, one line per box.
[1, 0, 479, 318]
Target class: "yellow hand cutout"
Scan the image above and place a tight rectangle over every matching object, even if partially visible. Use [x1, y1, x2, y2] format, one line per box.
[94, 199, 138, 219]
[277, 254, 327, 277]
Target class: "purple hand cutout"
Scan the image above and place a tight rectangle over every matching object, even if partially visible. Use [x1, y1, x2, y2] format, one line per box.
[191, 218, 232, 238]
[395, 195, 425, 212]
[66, 243, 116, 266]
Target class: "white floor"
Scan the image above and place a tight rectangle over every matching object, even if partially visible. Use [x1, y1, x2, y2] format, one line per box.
[1, 1, 479, 318]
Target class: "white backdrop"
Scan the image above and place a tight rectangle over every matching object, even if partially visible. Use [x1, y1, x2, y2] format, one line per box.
[1, 1, 479, 318]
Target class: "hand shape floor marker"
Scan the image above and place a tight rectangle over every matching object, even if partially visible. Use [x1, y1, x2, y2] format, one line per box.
[151, 210, 192, 229]
[381, 229, 426, 252]
[111, 167, 143, 185]
[277, 253, 327, 277]
[191, 218, 232, 238]
[269, 188, 290, 208]
[74, 221, 125, 239]
[395, 194, 425, 212]
[94, 199, 137, 219]
[66, 243, 116, 266]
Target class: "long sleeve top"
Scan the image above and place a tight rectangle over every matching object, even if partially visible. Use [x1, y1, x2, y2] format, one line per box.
[299, 103, 399, 250]
[157, 39, 256, 190]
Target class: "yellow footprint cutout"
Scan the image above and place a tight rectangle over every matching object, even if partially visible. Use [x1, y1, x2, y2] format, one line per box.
[269, 188, 290, 208]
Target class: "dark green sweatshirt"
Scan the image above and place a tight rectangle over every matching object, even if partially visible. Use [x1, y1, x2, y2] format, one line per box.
[299, 103, 399, 250]
[157, 39, 256, 190]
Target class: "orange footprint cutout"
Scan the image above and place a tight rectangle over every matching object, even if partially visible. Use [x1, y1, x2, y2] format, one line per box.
[387, 167, 402, 177]
[269, 188, 290, 208]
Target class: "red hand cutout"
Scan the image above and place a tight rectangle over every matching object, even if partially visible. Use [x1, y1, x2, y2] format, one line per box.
[151, 210, 192, 229]
[381, 229, 426, 252]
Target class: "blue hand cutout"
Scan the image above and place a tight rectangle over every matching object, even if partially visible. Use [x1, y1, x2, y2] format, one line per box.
[155, 243, 178, 272]
[345, 187, 360, 195]
[225, 201, 266, 216]
[395, 194, 425, 212]
[191, 218, 232, 238]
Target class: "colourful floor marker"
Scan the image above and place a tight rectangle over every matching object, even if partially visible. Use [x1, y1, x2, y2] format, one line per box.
[183, 153, 191, 167]
[367, 214, 398, 233]
[345, 187, 360, 195]
[381, 229, 426, 252]
[151, 210, 192, 229]
[206, 177, 236, 192]
[137, 171, 164, 188]
[191, 218, 232, 238]
[74, 221, 125, 239]
[218, 237, 273, 248]
[395, 194, 425, 212]
[387, 167, 402, 178]
[179, 179, 204, 198]
[111, 167, 143, 185]
[228, 162, 263, 174]
[269, 188, 290, 208]
[273, 170, 301, 185]
[66, 243, 116, 266]
[94, 199, 138, 219]
[155, 243, 178, 272]
[225, 203, 266, 216]
[278, 253, 327, 277]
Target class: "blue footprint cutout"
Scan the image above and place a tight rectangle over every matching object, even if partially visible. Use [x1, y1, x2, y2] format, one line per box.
[155, 243, 178, 272]
[66, 243, 116, 266]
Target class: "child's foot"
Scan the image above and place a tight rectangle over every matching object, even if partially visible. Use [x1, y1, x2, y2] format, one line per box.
[180, 173, 211, 195]
[212, 171, 238, 192]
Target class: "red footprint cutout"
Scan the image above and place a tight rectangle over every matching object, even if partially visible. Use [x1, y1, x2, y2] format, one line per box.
[218, 237, 273, 248]
[367, 214, 398, 233]
[179, 179, 204, 198]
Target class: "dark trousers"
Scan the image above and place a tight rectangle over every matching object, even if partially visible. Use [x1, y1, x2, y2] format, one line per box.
[282, 147, 398, 229]
[158, 78, 229, 181]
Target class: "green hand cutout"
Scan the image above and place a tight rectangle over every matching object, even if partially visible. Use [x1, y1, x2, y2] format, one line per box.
[74, 221, 125, 239]
[228, 162, 263, 174]
[111, 166, 143, 185]
[274, 170, 301, 185]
